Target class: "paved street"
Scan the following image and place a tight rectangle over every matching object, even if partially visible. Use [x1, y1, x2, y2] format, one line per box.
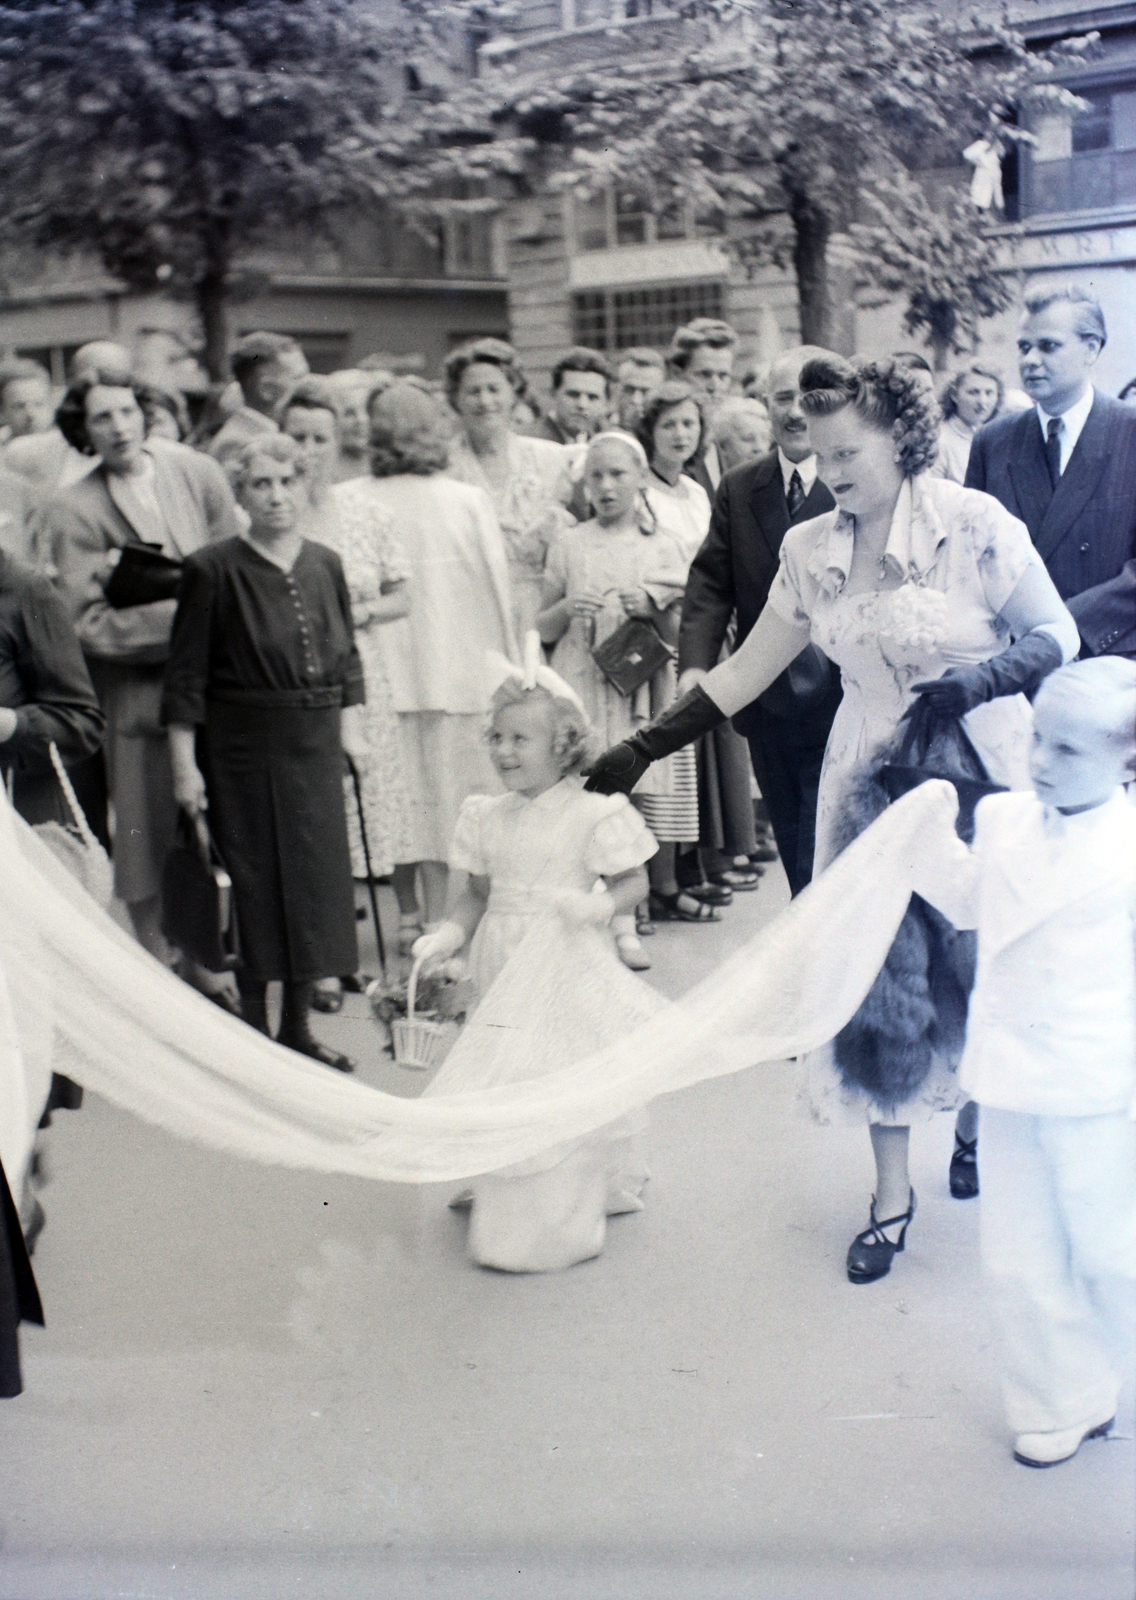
[1, 865, 1132, 1600]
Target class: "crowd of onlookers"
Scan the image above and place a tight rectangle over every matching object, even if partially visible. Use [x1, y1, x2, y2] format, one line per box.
[0, 291, 1132, 1073]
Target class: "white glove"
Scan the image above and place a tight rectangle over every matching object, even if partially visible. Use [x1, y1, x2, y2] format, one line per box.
[554, 887, 616, 928]
[411, 920, 466, 965]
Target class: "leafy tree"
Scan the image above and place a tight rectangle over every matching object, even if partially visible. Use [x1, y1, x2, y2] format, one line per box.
[410, 0, 1087, 349]
[850, 172, 1019, 371]
[0, 0, 415, 378]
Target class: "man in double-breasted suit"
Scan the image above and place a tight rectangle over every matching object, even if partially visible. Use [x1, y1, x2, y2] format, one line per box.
[965, 283, 1136, 660]
[678, 347, 842, 894]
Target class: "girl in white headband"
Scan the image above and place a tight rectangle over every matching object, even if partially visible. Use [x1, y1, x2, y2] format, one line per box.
[412, 631, 662, 1271]
[536, 429, 704, 962]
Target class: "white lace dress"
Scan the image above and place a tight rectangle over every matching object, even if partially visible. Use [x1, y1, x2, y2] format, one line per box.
[424, 778, 662, 1271]
[766, 474, 1047, 1125]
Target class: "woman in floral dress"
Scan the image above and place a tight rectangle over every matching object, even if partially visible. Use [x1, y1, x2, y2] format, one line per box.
[282, 380, 414, 1007]
[444, 339, 576, 639]
[586, 355, 1078, 1283]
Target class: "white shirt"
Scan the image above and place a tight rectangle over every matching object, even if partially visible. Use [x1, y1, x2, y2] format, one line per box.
[778, 448, 817, 497]
[914, 787, 1136, 1117]
[704, 442, 722, 490]
[1036, 383, 1094, 476]
[107, 451, 170, 546]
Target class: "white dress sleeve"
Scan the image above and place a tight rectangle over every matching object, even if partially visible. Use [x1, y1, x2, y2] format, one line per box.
[765, 519, 824, 631]
[583, 796, 659, 876]
[449, 794, 494, 876]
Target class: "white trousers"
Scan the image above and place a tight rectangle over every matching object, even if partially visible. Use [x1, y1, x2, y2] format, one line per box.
[980, 1107, 1136, 1435]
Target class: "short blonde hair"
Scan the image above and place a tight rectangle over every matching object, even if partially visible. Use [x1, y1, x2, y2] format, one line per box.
[488, 680, 600, 777]
[1036, 658, 1136, 754]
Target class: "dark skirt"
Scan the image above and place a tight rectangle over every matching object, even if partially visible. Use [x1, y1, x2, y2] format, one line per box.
[1, 1156, 43, 1400]
[201, 691, 358, 983]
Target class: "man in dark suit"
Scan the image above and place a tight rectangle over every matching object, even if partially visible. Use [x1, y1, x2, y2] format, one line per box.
[677, 346, 842, 894]
[666, 318, 738, 499]
[534, 348, 612, 445]
[965, 283, 1136, 660]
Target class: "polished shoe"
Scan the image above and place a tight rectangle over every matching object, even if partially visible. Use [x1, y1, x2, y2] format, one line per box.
[1014, 1413, 1114, 1468]
[846, 1190, 916, 1284]
[748, 839, 779, 864]
[949, 1133, 979, 1199]
[280, 1033, 354, 1074]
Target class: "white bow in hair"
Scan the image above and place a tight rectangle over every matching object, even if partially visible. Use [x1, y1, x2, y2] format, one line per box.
[486, 631, 588, 716]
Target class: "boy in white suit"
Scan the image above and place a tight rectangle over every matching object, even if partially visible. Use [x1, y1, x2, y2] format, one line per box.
[915, 657, 1136, 1467]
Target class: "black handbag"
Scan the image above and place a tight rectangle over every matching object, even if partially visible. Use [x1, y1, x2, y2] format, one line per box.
[591, 616, 674, 698]
[104, 542, 184, 609]
[161, 810, 240, 972]
[878, 696, 1007, 844]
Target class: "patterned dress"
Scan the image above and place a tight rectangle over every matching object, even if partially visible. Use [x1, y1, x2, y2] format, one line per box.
[447, 432, 576, 639]
[766, 473, 1050, 1124]
[543, 519, 699, 842]
[320, 486, 414, 877]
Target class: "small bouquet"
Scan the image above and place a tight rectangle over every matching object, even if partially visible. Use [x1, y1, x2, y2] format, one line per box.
[368, 962, 477, 1027]
[877, 582, 949, 663]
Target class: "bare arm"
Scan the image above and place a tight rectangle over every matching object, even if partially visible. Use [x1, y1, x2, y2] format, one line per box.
[699, 605, 813, 718]
[441, 868, 490, 947]
[999, 562, 1079, 659]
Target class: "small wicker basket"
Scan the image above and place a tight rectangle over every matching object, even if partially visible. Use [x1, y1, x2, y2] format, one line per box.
[390, 957, 460, 1071]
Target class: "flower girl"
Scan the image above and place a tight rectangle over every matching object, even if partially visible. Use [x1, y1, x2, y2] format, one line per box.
[412, 633, 662, 1272]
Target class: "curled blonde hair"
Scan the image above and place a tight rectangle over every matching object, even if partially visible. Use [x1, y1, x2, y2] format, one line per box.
[488, 680, 600, 777]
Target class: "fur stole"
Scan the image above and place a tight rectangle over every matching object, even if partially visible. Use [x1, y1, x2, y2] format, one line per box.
[832, 765, 976, 1106]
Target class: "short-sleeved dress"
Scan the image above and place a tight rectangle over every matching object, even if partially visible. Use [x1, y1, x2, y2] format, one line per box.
[423, 777, 661, 1272]
[544, 520, 699, 843]
[764, 473, 1048, 1123]
[316, 486, 414, 877]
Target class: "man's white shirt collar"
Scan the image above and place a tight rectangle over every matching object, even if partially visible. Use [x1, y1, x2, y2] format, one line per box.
[778, 448, 817, 495]
[1036, 384, 1094, 476]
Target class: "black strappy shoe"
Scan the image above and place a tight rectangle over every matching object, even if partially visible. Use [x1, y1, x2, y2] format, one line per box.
[949, 1134, 979, 1199]
[846, 1190, 916, 1284]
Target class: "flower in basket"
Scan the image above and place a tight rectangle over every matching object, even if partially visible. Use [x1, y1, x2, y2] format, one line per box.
[367, 963, 478, 1027]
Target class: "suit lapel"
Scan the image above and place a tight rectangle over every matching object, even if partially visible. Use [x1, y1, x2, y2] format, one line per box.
[1034, 394, 1112, 565]
[1006, 409, 1053, 542]
[747, 454, 789, 563]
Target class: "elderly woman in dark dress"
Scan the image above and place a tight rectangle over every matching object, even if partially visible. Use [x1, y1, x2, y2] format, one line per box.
[162, 436, 364, 1073]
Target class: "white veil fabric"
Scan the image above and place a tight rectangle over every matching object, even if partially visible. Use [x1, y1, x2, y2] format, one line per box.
[0, 782, 956, 1188]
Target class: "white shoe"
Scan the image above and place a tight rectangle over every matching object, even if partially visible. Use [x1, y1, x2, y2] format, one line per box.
[615, 932, 651, 972]
[1013, 1412, 1114, 1467]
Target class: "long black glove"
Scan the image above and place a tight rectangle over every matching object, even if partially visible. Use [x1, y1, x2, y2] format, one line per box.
[911, 629, 1063, 719]
[584, 683, 726, 795]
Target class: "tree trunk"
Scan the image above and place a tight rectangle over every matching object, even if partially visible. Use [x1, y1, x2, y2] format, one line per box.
[790, 190, 832, 348]
[197, 267, 229, 383]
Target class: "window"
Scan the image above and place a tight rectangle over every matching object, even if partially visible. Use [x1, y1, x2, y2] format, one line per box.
[1025, 80, 1136, 217]
[572, 280, 725, 351]
[570, 188, 721, 252]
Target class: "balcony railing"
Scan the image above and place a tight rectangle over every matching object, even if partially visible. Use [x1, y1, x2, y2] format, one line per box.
[1023, 148, 1136, 217]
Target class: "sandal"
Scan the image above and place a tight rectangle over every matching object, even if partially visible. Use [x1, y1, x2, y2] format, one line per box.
[685, 881, 733, 906]
[748, 838, 779, 864]
[615, 932, 652, 972]
[949, 1134, 979, 1199]
[847, 1190, 916, 1284]
[649, 890, 721, 924]
[711, 865, 762, 890]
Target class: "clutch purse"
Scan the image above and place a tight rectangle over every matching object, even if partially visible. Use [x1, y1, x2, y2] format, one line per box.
[878, 697, 1007, 843]
[161, 810, 240, 972]
[103, 542, 184, 609]
[591, 616, 674, 698]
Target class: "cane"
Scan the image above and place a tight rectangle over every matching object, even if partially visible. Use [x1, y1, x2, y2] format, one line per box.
[345, 754, 386, 979]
